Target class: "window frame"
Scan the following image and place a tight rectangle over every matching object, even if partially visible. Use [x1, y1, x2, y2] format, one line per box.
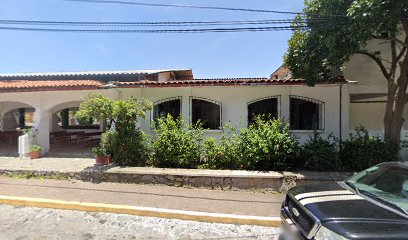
[150, 96, 182, 129]
[189, 97, 222, 131]
[289, 95, 325, 131]
[247, 96, 281, 126]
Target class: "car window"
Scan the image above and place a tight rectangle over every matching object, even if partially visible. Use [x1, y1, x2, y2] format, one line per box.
[347, 164, 408, 212]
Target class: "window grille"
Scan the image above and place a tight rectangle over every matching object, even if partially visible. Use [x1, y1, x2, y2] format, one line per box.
[247, 96, 280, 125]
[290, 95, 325, 130]
[190, 97, 221, 130]
[151, 97, 182, 127]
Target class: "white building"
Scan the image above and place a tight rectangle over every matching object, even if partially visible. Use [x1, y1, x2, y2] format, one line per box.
[0, 68, 350, 155]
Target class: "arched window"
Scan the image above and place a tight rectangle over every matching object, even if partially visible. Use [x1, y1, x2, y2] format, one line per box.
[290, 96, 324, 130]
[191, 97, 221, 130]
[152, 97, 181, 122]
[247, 97, 279, 125]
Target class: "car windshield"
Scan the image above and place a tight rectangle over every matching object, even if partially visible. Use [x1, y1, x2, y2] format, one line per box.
[346, 163, 408, 214]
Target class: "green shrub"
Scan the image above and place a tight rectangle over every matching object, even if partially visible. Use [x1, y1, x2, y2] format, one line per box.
[30, 144, 42, 152]
[200, 137, 241, 170]
[151, 115, 204, 168]
[99, 129, 150, 166]
[200, 118, 299, 171]
[300, 132, 340, 171]
[100, 130, 117, 155]
[77, 94, 152, 166]
[340, 127, 399, 171]
[240, 117, 299, 171]
[114, 129, 151, 167]
[92, 146, 106, 157]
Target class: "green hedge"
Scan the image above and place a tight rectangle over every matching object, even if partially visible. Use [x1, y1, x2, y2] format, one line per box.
[97, 115, 399, 172]
[299, 127, 400, 172]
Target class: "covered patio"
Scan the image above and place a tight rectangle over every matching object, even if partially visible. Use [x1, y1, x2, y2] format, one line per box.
[0, 101, 35, 157]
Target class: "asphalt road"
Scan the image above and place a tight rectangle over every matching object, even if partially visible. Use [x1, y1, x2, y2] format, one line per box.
[0, 204, 279, 240]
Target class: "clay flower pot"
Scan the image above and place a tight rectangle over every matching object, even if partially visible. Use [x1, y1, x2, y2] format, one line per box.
[95, 156, 109, 166]
[30, 150, 41, 159]
[107, 155, 113, 164]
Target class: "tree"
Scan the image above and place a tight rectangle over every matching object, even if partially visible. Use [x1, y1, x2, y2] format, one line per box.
[76, 94, 152, 166]
[76, 94, 152, 133]
[284, 0, 408, 144]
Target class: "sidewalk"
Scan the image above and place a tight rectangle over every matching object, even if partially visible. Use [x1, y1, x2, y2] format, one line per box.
[0, 176, 284, 225]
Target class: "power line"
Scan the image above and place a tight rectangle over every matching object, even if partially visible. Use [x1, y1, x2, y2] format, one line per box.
[0, 18, 330, 27]
[64, 0, 305, 15]
[0, 25, 307, 33]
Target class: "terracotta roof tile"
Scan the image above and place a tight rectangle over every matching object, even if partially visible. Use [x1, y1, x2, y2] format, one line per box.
[0, 76, 345, 92]
[0, 80, 103, 90]
[115, 78, 306, 87]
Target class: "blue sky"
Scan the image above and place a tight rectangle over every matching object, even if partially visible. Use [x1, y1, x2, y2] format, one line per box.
[0, 0, 304, 78]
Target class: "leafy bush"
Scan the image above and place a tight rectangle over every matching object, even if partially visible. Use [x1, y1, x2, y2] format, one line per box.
[112, 129, 151, 167]
[200, 118, 299, 171]
[99, 129, 150, 166]
[340, 127, 399, 171]
[236, 117, 299, 171]
[151, 115, 204, 168]
[100, 130, 117, 156]
[77, 94, 152, 166]
[200, 136, 241, 170]
[92, 146, 106, 157]
[300, 132, 340, 171]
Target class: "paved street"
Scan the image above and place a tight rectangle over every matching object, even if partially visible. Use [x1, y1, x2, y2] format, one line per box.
[0, 204, 279, 240]
[0, 176, 284, 217]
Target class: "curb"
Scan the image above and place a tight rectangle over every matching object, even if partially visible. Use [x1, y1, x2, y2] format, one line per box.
[0, 195, 281, 227]
[0, 168, 352, 192]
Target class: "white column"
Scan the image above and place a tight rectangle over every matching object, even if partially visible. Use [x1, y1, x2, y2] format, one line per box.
[34, 106, 51, 154]
[280, 88, 291, 125]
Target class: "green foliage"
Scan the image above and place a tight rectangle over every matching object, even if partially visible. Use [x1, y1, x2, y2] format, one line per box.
[284, 0, 407, 83]
[30, 144, 42, 152]
[200, 117, 299, 171]
[97, 129, 150, 166]
[77, 94, 152, 165]
[200, 137, 241, 170]
[76, 94, 152, 132]
[151, 115, 204, 169]
[236, 117, 299, 171]
[112, 129, 151, 167]
[92, 146, 106, 157]
[340, 127, 399, 171]
[300, 132, 340, 171]
[76, 94, 114, 123]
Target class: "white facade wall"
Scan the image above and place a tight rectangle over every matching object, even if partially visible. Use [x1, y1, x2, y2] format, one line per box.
[0, 83, 347, 154]
[344, 37, 408, 138]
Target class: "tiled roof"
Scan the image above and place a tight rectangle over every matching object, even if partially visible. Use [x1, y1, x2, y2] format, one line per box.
[0, 77, 346, 92]
[0, 80, 102, 90]
[116, 78, 305, 87]
[0, 69, 192, 78]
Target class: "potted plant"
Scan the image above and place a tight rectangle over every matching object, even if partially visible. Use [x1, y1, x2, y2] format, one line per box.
[92, 146, 110, 165]
[30, 144, 42, 159]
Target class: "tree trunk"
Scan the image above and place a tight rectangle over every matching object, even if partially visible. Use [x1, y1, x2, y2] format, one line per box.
[384, 54, 408, 145]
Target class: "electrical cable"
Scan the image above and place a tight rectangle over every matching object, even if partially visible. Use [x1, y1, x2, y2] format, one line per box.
[0, 25, 307, 33]
[0, 18, 336, 27]
[64, 0, 307, 15]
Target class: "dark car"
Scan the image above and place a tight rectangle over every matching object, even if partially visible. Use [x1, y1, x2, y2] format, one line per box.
[280, 162, 408, 240]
